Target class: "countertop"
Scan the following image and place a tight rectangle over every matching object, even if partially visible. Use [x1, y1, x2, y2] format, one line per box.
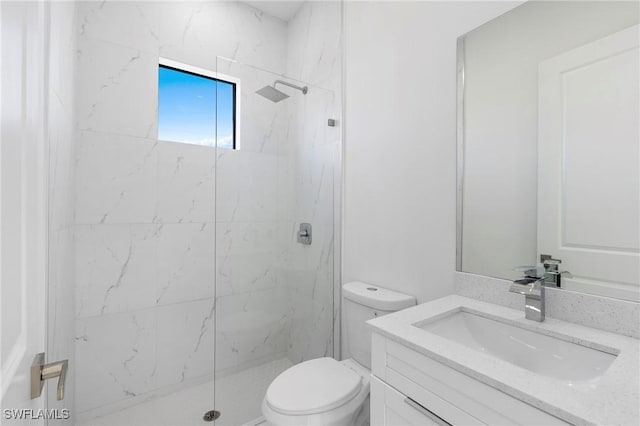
[367, 295, 640, 426]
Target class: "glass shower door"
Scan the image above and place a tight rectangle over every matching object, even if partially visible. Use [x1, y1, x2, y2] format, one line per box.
[213, 56, 339, 425]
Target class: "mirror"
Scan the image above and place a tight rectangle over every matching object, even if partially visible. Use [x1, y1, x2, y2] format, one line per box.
[457, 1, 639, 302]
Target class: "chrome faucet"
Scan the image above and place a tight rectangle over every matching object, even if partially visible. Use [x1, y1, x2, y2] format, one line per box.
[510, 267, 546, 322]
[510, 259, 572, 322]
[540, 255, 573, 287]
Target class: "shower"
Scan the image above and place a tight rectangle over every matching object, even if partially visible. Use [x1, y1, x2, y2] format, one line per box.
[23, 0, 339, 419]
[256, 79, 308, 102]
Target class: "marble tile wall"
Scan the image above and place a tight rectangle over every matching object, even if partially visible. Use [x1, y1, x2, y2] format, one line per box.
[47, 2, 77, 424]
[283, 1, 343, 363]
[286, 1, 343, 94]
[73, 0, 288, 419]
[212, 58, 291, 377]
[73, 0, 343, 419]
[74, 140, 218, 418]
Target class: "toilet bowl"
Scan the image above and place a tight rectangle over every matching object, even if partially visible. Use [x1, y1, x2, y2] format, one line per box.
[261, 358, 369, 426]
[261, 282, 416, 426]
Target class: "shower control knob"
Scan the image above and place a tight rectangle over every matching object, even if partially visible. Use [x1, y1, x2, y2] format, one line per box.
[297, 223, 312, 245]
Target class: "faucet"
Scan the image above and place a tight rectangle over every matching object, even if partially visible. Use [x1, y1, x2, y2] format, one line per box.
[510, 266, 546, 322]
[510, 259, 573, 322]
[540, 255, 573, 287]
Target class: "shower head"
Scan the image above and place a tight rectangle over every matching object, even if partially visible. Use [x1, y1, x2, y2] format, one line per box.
[256, 85, 290, 103]
[256, 79, 308, 103]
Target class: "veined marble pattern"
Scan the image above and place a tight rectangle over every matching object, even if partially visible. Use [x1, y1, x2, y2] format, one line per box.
[156, 141, 215, 224]
[293, 143, 337, 225]
[76, 224, 159, 317]
[212, 98, 288, 373]
[76, 0, 165, 55]
[156, 298, 215, 388]
[75, 298, 215, 417]
[241, 90, 291, 156]
[76, 131, 158, 224]
[285, 1, 343, 361]
[76, 37, 158, 139]
[291, 86, 339, 147]
[75, 310, 156, 413]
[212, 58, 338, 375]
[275, 2, 342, 365]
[277, 155, 295, 226]
[287, 298, 334, 365]
[216, 221, 280, 298]
[76, 135, 218, 226]
[281, 223, 335, 364]
[215, 149, 278, 223]
[286, 1, 343, 92]
[156, 223, 214, 305]
[215, 287, 289, 374]
[77, 1, 287, 74]
[76, 222, 215, 316]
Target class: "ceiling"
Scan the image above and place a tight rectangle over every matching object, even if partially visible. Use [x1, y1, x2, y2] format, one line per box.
[243, 1, 305, 22]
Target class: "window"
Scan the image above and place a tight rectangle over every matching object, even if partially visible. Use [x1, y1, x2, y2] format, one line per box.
[158, 58, 239, 149]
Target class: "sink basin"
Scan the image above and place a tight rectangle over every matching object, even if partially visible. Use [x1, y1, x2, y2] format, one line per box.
[417, 309, 617, 383]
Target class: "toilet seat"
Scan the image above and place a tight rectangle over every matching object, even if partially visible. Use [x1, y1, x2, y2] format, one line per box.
[265, 357, 363, 416]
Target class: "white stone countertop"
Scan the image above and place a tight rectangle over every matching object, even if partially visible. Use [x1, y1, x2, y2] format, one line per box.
[367, 295, 640, 426]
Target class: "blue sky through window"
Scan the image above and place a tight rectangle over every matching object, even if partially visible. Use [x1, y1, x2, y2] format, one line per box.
[158, 66, 235, 149]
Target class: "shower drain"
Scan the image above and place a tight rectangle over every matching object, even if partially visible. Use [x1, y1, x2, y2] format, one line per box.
[203, 410, 221, 422]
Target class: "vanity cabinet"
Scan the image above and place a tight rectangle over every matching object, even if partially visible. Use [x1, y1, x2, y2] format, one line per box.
[370, 333, 571, 426]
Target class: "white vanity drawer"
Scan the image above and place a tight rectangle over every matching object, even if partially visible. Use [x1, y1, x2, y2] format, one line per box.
[372, 333, 571, 426]
[371, 376, 451, 426]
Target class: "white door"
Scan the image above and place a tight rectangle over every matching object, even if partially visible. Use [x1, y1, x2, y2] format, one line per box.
[1, 1, 48, 424]
[538, 25, 640, 301]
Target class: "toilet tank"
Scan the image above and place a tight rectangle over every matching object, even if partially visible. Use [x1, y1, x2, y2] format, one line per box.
[341, 281, 416, 369]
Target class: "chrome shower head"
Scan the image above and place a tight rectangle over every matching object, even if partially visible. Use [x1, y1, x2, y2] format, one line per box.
[256, 85, 290, 103]
[256, 79, 308, 103]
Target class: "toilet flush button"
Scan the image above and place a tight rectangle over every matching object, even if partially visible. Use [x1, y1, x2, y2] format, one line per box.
[367, 287, 378, 291]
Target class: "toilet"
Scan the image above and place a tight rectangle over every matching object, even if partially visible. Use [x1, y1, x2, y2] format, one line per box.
[261, 281, 416, 425]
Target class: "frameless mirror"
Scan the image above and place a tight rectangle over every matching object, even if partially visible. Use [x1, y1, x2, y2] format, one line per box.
[457, 1, 639, 301]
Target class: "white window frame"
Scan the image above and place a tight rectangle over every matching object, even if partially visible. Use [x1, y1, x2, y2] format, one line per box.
[158, 57, 241, 149]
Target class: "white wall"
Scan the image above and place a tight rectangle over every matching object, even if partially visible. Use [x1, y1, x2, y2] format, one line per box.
[343, 1, 521, 303]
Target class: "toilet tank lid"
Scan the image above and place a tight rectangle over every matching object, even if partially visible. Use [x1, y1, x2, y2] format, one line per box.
[343, 281, 416, 311]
